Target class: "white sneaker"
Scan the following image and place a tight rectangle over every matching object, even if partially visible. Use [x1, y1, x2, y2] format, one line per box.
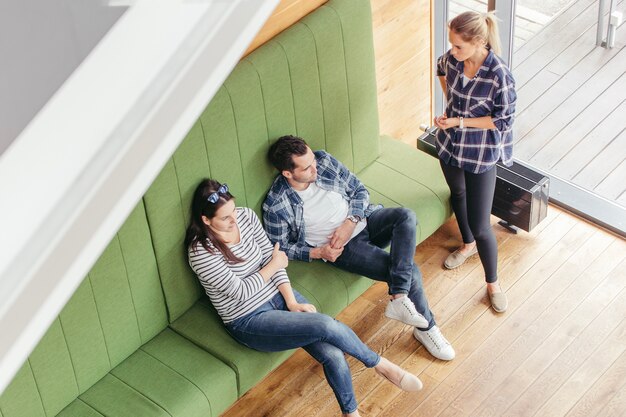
[385, 296, 429, 327]
[413, 326, 455, 361]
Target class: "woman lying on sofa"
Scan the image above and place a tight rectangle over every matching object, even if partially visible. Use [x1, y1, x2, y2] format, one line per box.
[185, 179, 422, 416]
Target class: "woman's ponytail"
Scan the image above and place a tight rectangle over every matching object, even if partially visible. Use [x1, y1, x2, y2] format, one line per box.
[483, 12, 502, 56]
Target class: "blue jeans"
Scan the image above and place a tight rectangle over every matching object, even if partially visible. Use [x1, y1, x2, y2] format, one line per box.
[225, 291, 380, 414]
[333, 207, 436, 329]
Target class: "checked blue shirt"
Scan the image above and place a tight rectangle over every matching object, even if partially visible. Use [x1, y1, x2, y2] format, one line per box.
[263, 150, 381, 262]
[436, 49, 517, 174]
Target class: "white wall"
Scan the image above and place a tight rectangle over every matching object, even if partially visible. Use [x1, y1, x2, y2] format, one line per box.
[0, 0, 126, 154]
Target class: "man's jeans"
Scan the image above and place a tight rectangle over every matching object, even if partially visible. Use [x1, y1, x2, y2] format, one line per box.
[225, 291, 380, 414]
[333, 207, 436, 329]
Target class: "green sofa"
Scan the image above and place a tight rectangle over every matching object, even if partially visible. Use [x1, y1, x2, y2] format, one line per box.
[0, 1, 450, 416]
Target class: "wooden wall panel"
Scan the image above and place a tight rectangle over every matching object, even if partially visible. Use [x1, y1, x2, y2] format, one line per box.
[243, 0, 328, 56]
[245, 0, 433, 147]
[372, 0, 432, 146]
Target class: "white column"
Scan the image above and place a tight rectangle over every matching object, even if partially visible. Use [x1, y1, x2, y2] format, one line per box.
[489, 0, 516, 67]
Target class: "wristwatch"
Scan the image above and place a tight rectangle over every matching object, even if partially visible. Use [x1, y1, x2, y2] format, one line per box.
[346, 215, 361, 224]
[459, 116, 464, 129]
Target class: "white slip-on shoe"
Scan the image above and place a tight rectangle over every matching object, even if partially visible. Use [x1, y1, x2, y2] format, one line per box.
[413, 326, 455, 361]
[385, 296, 429, 327]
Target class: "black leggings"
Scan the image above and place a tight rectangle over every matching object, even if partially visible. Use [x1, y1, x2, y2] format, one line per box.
[440, 161, 498, 283]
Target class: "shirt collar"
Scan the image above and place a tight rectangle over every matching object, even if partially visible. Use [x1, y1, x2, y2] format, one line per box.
[274, 175, 303, 206]
[455, 48, 494, 76]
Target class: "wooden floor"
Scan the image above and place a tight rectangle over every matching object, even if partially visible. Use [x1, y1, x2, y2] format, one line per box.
[221, 206, 626, 417]
[453, 0, 626, 206]
[513, 0, 626, 206]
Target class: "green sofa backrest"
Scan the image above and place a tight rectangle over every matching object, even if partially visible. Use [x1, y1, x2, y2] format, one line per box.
[144, 0, 380, 322]
[0, 202, 168, 417]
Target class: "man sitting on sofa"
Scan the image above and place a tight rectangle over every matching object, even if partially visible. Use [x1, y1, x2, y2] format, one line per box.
[262, 135, 455, 361]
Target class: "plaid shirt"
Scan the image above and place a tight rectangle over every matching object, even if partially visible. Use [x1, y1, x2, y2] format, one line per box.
[436, 49, 517, 174]
[263, 150, 381, 262]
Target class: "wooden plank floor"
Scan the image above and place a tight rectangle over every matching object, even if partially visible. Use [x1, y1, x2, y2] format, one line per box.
[513, 0, 626, 206]
[221, 205, 626, 416]
[452, 0, 626, 206]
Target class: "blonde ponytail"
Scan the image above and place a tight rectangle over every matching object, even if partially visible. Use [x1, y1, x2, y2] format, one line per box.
[449, 11, 502, 56]
[483, 12, 502, 56]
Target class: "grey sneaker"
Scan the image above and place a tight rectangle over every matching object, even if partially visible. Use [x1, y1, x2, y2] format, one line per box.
[413, 326, 455, 361]
[444, 246, 478, 269]
[385, 296, 429, 327]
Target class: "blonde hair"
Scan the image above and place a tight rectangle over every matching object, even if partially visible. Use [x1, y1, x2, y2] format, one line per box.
[449, 11, 501, 56]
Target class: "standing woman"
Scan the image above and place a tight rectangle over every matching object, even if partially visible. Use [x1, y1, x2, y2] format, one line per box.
[185, 179, 422, 417]
[433, 11, 516, 312]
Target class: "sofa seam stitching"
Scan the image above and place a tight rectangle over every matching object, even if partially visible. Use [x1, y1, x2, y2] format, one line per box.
[171, 152, 189, 234]
[116, 235, 144, 346]
[375, 158, 449, 225]
[240, 59, 272, 153]
[327, 3, 356, 171]
[274, 40, 299, 136]
[138, 347, 213, 416]
[107, 372, 174, 417]
[87, 274, 113, 368]
[223, 82, 250, 207]
[27, 358, 48, 417]
[197, 117, 214, 178]
[166, 324, 244, 396]
[364, 181, 423, 242]
[299, 20, 328, 149]
[75, 398, 106, 416]
[56, 316, 81, 394]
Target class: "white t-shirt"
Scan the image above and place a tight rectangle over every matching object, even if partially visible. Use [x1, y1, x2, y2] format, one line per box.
[295, 182, 366, 247]
[462, 74, 470, 87]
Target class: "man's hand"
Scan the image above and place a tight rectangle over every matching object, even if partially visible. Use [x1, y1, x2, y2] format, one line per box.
[287, 302, 317, 313]
[311, 245, 344, 262]
[329, 220, 357, 249]
[320, 244, 344, 262]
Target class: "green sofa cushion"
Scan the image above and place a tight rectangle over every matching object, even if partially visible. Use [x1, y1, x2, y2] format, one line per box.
[0, 203, 169, 417]
[169, 300, 292, 395]
[77, 375, 172, 417]
[359, 137, 452, 243]
[54, 329, 236, 417]
[287, 261, 373, 316]
[139, 328, 238, 416]
[0, 363, 47, 417]
[56, 401, 104, 417]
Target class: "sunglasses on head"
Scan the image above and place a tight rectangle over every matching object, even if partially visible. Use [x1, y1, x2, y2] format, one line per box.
[207, 183, 229, 204]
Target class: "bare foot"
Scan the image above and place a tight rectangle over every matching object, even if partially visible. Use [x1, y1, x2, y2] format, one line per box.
[343, 411, 361, 417]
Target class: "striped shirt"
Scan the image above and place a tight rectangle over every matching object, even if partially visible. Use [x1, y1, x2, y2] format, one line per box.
[263, 150, 382, 262]
[188, 207, 290, 323]
[436, 49, 517, 174]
